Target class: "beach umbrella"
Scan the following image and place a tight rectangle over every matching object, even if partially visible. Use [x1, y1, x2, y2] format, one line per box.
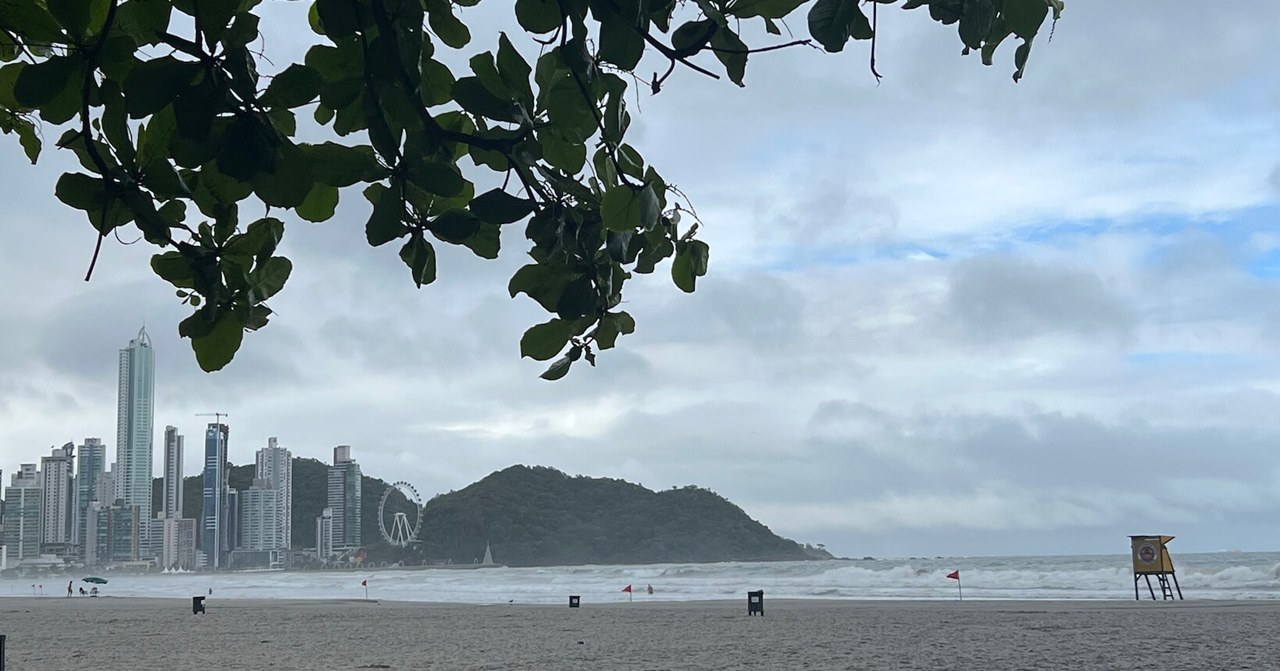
[82, 577, 108, 584]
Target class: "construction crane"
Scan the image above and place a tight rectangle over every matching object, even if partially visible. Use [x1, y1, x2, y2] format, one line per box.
[196, 412, 230, 426]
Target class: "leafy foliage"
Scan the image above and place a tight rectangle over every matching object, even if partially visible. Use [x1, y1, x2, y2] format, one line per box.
[420, 464, 818, 566]
[1, 0, 1062, 375]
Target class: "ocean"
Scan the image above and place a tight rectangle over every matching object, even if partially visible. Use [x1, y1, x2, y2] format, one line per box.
[5, 552, 1278, 603]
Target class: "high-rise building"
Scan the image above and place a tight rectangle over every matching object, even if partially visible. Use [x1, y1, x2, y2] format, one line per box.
[3, 465, 42, 564]
[39, 443, 76, 552]
[201, 423, 229, 568]
[163, 426, 184, 518]
[107, 500, 140, 563]
[75, 439, 107, 553]
[254, 437, 293, 550]
[315, 507, 334, 559]
[161, 517, 197, 570]
[226, 489, 239, 553]
[327, 446, 362, 549]
[116, 327, 155, 552]
[240, 479, 281, 551]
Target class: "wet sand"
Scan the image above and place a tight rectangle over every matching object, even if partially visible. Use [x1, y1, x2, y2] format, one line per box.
[1, 597, 1277, 670]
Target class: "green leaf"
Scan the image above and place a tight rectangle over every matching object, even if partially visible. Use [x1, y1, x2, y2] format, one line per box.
[731, 0, 807, 20]
[1002, 0, 1049, 40]
[520, 318, 573, 360]
[54, 172, 108, 213]
[426, 0, 471, 49]
[541, 134, 587, 174]
[593, 310, 635, 349]
[672, 20, 716, 53]
[540, 354, 573, 380]
[496, 33, 534, 108]
[194, 0, 239, 46]
[125, 57, 200, 119]
[297, 183, 339, 222]
[601, 185, 642, 232]
[47, 0, 92, 37]
[636, 184, 660, 230]
[598, 15, 644, 70]
[509, 262, 572, 312]
[14, 56, 76, 108]
[420, 57, 456, 107]
[672, 240, 710, 292]
[462, 222, 501, 259]
[191, 311, 244, 372]
[515, 0, 563, 34]
[429, 209, 480, 243]
[364, 183, 408, 246]
[958, 0, 996, 50]
[15, 118, 40, 164]
[301, 143, 386, 187]
[710, 27, 748, 86]
[262, 64, 323, 109]
[250, 256, 292, 301]
[556, 276, 596, 319]
[151, 251, 195, 288]
[470, 188, 535, 225]
[452, 77, 519, 123]
[807, 0, 871, 53]
[315, 0, 360, 38]
[399, 234, 437, 287]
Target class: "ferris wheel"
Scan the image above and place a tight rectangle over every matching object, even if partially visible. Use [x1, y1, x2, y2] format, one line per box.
[378, 481, 424, 547]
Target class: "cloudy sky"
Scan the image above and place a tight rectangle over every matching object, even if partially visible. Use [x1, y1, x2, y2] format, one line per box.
[2, 1, 1279, 559]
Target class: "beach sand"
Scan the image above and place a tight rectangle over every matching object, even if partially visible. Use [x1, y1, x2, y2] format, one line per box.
[1, 597, 1276, 670]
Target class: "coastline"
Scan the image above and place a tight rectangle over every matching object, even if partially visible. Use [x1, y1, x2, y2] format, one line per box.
[2, 597, 1277, 670]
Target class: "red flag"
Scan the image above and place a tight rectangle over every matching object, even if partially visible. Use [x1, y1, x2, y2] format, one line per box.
[946, 570, 960, 580]
[361, 579, 368, 587]
[622, 584, 632, 593]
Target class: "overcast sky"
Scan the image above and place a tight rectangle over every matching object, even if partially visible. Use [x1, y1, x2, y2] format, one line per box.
[2, 2, 1279, 559]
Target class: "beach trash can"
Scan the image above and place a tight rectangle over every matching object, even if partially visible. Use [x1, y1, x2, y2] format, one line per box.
[747, 590, 764, 616]
[569, 595, 581, 608]
[192, 596, 206, 615]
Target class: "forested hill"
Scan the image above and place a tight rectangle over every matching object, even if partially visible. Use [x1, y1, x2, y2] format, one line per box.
[419, 465, 829, 567]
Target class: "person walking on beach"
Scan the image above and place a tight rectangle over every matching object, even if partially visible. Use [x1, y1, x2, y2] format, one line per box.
[67, 581, 73, 597]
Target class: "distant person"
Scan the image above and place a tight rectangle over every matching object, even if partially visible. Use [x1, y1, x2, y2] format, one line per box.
[67, 581, 73, 597]
[79, 587, 86, 596]
[208, 588, 213, 596]
[647, 584, 654, 595]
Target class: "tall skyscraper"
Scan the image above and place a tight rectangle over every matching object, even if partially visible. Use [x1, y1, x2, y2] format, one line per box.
[161, 517, 197, 570]
[201, 422, 229, 568]
[163, 426, 184, 518]
[75, 439, 107, 553]
[240, 479, 281, 551]
[254, 437, 293, 550]
[39, 443, 76, 551]
[4, 465, 42, 564]
[327, 446, 362, 550]
[315, 507, 334, 559]
[116, 327, 155, 551]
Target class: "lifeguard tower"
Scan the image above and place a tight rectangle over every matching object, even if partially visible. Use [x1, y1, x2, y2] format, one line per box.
[1129, 535, 1182, 600]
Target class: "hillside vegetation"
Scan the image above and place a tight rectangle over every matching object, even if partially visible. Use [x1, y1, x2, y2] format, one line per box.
[153, 463, 828, 566]
[419, 465, 826, 566]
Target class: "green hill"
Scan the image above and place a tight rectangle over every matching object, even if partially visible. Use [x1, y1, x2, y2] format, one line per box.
[152, 463, 830, 566]
[418, 465, 826, 566]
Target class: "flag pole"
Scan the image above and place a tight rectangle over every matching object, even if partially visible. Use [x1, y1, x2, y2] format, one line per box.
[957, 576, 962, 601]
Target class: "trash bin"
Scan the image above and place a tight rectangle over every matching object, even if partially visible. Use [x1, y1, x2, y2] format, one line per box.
[747, 590, 764, 616]
[192, 596, 206, 615]
[569, 595, 581, 608]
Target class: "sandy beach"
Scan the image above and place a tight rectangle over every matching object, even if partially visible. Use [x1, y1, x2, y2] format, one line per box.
[1, 597, 1276, 670]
